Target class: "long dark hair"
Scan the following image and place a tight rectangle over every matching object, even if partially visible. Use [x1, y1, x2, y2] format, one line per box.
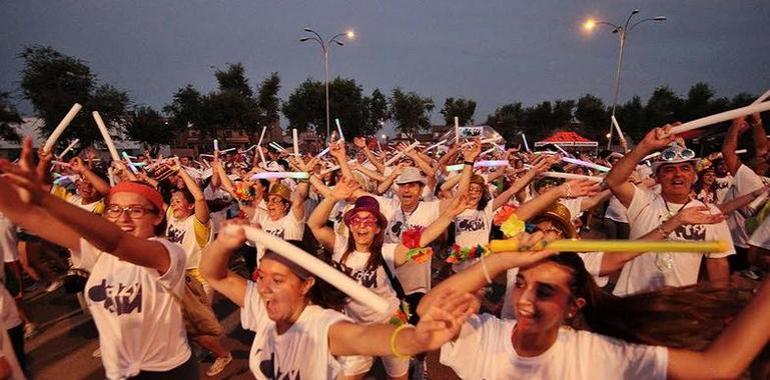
[340, 222, 386, 273]
[551, 253, 753, 350]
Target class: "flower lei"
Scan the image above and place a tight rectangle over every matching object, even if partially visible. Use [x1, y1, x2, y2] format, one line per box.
[401, 226, 433, 264]
[445, 244, 489, 264]
[389, 301, 412, 326]
[234, 182, 256, 203]
[499, 213, 526, 239]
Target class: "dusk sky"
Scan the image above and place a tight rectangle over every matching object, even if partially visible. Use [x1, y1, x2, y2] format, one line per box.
[1, 1, 769, 132]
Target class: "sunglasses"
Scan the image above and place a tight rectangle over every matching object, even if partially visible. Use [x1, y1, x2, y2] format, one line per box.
[350, 215, 378, 228]
[661, 147, 696, 161]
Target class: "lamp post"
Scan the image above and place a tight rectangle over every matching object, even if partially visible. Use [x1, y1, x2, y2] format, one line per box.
[300, 28, 355, 142]
[584, 10, 666, 149]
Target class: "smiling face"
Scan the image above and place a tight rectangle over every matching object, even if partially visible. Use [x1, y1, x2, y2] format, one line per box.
[266, 194, 290, 220]
[169, 191, 194, 219]
[656, 162, 696, 198]
[347, 210, 382, 248]
[513, 261, 582, 335]
[397, 182, 424, 209]
[76, 178, 99, 202]
[701, 170, 716, 186]
[255, 257, 314, 325]
[467, 183, 485, 206]
[104, 192, 162, 239]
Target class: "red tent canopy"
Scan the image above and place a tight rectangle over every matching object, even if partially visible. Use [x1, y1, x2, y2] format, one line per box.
[535, 131, 597, 147]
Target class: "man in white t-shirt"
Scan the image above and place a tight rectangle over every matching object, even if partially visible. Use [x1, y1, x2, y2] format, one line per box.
[606, 126, 735, 296]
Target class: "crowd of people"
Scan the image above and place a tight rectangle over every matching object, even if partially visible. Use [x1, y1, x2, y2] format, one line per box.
[0, 112, 768, 379]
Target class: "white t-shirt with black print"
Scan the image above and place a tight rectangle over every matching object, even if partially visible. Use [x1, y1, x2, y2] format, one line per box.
[241, 281, 350, 380]
[613, 186, 735, 296]
[722, 164, 765, 248]
[251, 209, 304, 261]
[80, 238, 190, 379]
[440, 314, 667, 380]
[374, 196, 441, 295]
[331, 237, 400, 324]
[452, 199, 495, 272]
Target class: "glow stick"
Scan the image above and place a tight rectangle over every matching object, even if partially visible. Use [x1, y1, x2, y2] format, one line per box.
[213, 139, 219, 152]
[56, 139, 79, 159]
[642, 152, 661, 161]
[670, 101, 770, 135]
[258, 147, 267, 166]
[376, 138, 383, 152]
[320, 159, 358, 176]
[124, 154, 138, 160]
[480, 146, 497, 156]
[251, 171, 310, 180]
[425, 139, 448, 152]
[533, 151, 558, 155]
[335, 119, 345, 142]
[292, 128, 300, 156]
[541, 171, 604, 182]
[219, 148, 236, 154]
[736, 149, 747, 154]
[454, 117, 460, 143]
[92, 112, 121, 161]
[753, 89, 770, 105]
[385, 141, 420, 166]
[552, 144, 571, 157]
[522, 133, 530, 152]
[121, 152, 139, 174]
[223, 224, 390, 314]
[611, 115, 625, 141]
[561, 157, 610, 172]
[51, 160, 72, 168]
[257, 126, 267, 147]
[43, 103, 82, 153]
[489, 239, 729, 254]
[446, 160, 509, 171]
[200, 154, 214, 158]
[315, 147, 331, 159]
[270, 142, 287, 151]
[239, 145, 256, 153]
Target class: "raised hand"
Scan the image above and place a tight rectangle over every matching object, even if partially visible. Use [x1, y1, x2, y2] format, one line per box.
[412, 289, 478, 351]
[496, 231, 560, 268]
[353, 136, 367, 149]
[559, 179, 601, 198]
[69, 157, 87, 174]
[674, 205, 725, 225]
[332, 176, 360, 200]
[462, 140, 482, 162]
[639, 124, 678, 152]
[0, 137, 47, 205]
[329, 141, 347, 161]
[217, 219, 250, 250]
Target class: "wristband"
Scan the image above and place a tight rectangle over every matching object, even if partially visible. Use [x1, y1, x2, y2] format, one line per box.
[390, 324, 413, 359]
[463, 161, 474, 166]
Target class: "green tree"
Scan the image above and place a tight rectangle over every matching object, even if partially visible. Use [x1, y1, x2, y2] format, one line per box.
[361, 88, 389, 135]
[282, 77, 370, 137]
[0, 92, 23, 143]
[388, 88, 434, 138]
[485, 102, 524, 142]
[163, 84, 205, 133]
[18, 45, 131, 149]
[574, 94, 609, 141]
[440, 97, 476, 126]
[615, 95, 647, 141]
[644, 86, 683, 129]
[124, 106, 174, 152]
[256, 72, 281, 127]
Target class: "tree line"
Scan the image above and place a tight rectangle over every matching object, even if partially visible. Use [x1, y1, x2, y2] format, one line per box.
[0, 46, 762, 152]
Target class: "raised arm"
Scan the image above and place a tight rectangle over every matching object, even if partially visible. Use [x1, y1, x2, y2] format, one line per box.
[199, 221, 249, 307]
[492, 157, 551, 210]
[749, 112, 768, 176]
[70, 157, 111, 196]
[308, 177, 359, 249]
[353, 137, 385, 173]
[328, 141, 356, 181]
[173, 157, 210, 224]
[722, 117, 747, 176]
[606, 125, 676, 207]
[514, 179, 600, 222]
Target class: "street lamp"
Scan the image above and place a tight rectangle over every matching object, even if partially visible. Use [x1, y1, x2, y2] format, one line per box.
[300, 28, 356, 142]
[583, 10, 666, 149]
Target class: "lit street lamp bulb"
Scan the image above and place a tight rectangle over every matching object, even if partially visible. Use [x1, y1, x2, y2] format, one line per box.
[583, 19, 596, 31]
[346, 30, 355, 39]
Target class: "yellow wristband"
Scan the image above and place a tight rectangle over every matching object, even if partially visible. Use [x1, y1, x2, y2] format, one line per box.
[390, 324, 413, 359]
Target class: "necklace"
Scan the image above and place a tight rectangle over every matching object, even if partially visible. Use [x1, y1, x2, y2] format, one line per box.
[663, 198, 691, 218]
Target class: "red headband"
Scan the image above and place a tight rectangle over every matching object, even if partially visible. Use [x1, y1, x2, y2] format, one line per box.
[108, 182, 165, 211]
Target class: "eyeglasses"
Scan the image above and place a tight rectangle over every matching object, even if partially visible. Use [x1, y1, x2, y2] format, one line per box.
[525, 223, 564, 236]
[350, 215, 378, 228]
[105, 205, 157, 219]
[661, 147, 696, 161]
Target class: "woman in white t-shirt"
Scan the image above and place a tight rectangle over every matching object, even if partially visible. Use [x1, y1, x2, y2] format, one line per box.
[0, 141, 195, 380]
[200, 221, 477, 380]
[308, 178, 467, 380]
[419, 231, 770, 379]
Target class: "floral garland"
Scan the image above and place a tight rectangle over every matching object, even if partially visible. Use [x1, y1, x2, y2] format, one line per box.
[499, 213, 526, 239]
[445, 244, 489, 264]
[234, 182, 256, 203]
[389, 301, 412, 326]
[401, 226, 433, 264]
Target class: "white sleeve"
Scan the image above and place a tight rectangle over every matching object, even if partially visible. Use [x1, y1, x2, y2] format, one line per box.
[153, 239, 188, 296]
[77, 239, 105, 272]
[241, 280, 269, 333]
[440, 314, 505, 379]
[705, 205, 736, 259]
[733, 164, 764, 196]
[381, 243, 397, 274]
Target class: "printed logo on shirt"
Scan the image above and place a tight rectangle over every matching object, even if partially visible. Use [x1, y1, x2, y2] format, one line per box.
[256, 349, 301, 380]
[672, 224, 706, 241]
[456, 216, 485, 232]
[166, 225, 186, 244]
[331, 261, 377, 288]
[264, 227, 285, 238]
[87, 279, 142, 316]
